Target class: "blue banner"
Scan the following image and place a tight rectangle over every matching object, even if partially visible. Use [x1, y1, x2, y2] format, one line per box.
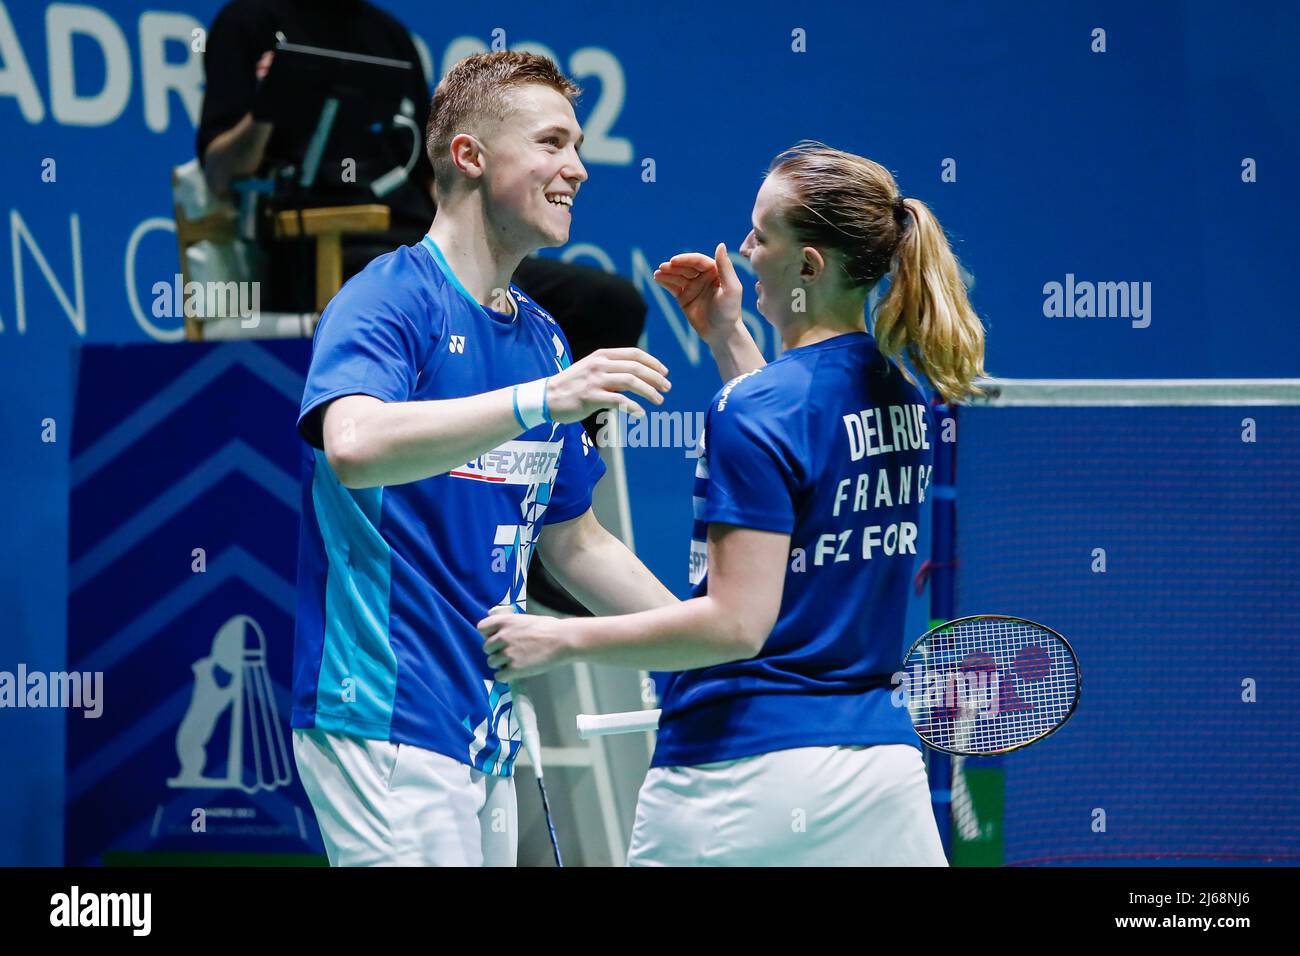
[66, 340, 321, 863]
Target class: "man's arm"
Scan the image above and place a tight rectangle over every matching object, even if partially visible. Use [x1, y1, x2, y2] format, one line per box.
[481, 523, 787, 677]
[322, 347, 671, 488]
[324, 390, 523, 488]
[535, 508, 678, 616]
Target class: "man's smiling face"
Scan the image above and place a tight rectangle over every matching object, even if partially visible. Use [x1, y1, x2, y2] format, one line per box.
[479, 83, 587, 251]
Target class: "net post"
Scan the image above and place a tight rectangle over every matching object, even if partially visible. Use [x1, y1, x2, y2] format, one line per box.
[928, 397, 957, 860]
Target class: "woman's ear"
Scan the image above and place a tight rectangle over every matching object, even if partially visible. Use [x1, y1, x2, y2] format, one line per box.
[801, 246, 825, 281]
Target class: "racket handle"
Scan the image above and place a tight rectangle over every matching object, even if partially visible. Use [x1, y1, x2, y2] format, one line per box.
[514, 689, 544, 778]
[576, 709, 662, 739]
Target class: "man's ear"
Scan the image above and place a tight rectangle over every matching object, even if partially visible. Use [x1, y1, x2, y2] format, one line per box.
[449, 133, 485, 180]
[801, 246, 825, 281]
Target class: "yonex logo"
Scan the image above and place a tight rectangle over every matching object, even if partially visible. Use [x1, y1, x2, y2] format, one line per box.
[449, 335, 467, 354]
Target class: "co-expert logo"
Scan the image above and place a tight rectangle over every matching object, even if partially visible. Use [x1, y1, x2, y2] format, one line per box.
[450, 439, 562, 484]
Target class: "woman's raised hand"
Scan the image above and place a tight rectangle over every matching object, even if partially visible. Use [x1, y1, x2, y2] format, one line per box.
[653, 242, 744, 345]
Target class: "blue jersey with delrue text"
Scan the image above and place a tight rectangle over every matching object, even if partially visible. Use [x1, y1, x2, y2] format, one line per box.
[292, 237, 605, 777]
[653, 331, 934, 768]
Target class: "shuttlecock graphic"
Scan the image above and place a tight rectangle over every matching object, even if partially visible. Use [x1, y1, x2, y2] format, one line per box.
[167, 614, 292, 793]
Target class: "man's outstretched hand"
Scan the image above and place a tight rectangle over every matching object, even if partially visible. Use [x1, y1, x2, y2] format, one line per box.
[545, 347, 670, 422]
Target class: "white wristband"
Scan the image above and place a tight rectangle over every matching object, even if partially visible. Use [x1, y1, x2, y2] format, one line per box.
[512, 378, 552, 430]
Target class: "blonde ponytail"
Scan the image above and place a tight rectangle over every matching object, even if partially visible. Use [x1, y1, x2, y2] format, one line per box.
[769, 142, 987, 404]
[876, 197, 987, 404]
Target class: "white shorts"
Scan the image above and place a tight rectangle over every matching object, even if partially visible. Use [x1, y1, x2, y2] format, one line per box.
[292, 728, 517, 866]
[627, 744, 947, 866]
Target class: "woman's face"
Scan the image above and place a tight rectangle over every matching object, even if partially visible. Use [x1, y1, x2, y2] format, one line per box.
[739, 174, 810, 323]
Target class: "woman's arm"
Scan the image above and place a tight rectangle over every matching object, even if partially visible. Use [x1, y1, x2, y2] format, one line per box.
[705, 320, 768, 381]
[479, 523, 789, 679]
[654, 243, 766, 380]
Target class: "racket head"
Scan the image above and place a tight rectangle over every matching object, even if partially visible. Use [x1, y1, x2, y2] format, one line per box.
[900, 614, 1081, 756]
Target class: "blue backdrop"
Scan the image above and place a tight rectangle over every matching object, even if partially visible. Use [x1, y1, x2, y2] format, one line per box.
[1, 0, 1296, 863]
[957, 405, 1300, 864]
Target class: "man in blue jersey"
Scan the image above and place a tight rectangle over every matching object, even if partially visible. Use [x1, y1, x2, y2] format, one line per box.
[290, 51, 677, 866]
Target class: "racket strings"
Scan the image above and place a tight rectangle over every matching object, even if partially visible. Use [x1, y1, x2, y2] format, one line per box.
[906, 617, 1078, 755]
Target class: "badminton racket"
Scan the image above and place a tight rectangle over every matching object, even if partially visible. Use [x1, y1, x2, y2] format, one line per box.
[576, 614, 1081, 757]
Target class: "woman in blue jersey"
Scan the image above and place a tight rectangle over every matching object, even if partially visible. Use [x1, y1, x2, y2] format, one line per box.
[478, 142, 987, 865]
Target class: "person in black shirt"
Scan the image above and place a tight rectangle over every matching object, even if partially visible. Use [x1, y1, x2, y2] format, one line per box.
[196, 0, 646, 365]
